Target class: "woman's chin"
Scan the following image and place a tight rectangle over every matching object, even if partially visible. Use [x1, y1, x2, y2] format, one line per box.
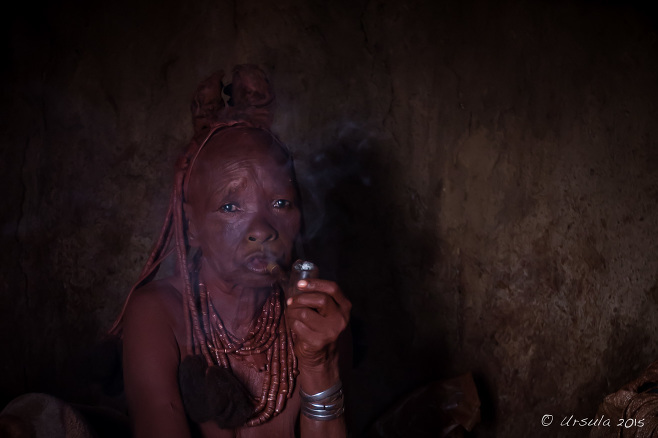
[240, 271, 278, 289]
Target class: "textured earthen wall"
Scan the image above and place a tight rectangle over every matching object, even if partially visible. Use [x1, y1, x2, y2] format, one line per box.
[2, 0, 658, 436]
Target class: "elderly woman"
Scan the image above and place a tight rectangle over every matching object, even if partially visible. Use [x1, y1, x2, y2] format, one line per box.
[111, 67, 351, 438]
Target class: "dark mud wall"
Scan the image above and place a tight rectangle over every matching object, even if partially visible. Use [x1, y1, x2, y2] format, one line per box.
[2, 0, 658, 436]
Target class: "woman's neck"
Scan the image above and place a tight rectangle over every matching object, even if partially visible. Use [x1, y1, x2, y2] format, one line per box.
[198, 263, 272, 339]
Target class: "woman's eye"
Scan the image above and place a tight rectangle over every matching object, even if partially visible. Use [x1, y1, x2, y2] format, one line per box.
[273, 199, 291, 209]
[219, 203, 239, 213]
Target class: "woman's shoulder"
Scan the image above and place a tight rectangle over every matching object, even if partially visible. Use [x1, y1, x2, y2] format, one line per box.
[129, 277, 184, 309]
[123, 276, 187, 343]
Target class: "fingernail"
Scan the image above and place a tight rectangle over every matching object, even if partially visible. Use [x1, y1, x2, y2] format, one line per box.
[297, 280, 308, 288]
[287, 298, 293, 306]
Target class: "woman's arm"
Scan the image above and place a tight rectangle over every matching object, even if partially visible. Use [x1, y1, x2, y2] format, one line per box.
[285, 279, 351, 438]
[122, 286, 191, 438]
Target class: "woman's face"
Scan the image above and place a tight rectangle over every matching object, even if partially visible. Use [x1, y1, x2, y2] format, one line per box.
[186, 127, 301, 288]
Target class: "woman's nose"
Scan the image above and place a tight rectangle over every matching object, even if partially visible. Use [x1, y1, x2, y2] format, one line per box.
[246, 213, 278, 243]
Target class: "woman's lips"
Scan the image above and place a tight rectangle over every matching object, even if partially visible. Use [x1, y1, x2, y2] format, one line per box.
[245, 255, 273, 274]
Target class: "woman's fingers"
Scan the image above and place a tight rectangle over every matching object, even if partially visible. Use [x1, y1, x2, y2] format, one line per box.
[288, 292, 337, 317]
[295, 279, 351, 312]
[285, 279, 351, 361]
[287, 303, 344, 337]
[287, 312, 331, 346]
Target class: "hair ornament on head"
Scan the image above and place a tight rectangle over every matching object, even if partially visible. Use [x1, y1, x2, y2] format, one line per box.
[190, 64, 274, 144]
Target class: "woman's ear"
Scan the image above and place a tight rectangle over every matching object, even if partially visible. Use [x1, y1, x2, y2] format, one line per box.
[183, 202, 200, 248]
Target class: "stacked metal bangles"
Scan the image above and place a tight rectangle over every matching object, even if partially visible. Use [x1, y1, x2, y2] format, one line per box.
[300, 381, 345, 421]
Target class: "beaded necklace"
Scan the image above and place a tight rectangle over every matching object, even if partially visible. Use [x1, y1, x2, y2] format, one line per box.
[198, 283, 298, 426]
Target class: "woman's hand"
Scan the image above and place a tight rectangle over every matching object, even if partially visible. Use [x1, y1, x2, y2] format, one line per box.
[285, 279, 351, 372]
[286, 279, 350, 437]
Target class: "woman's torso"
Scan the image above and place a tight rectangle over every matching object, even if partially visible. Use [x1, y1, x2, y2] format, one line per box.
[156, 276, 300, 438]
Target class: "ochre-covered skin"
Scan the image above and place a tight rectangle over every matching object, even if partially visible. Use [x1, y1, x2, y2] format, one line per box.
[122, 127, 350, 438]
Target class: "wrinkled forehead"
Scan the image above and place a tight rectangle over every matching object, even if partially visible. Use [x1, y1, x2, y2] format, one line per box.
[186, 127, 292, 199]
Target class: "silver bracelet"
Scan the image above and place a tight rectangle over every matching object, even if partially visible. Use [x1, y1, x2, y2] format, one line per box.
[300, 381, 345, 421]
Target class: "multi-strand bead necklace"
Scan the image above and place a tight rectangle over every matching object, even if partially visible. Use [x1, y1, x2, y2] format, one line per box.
[198, 283, 298, 426]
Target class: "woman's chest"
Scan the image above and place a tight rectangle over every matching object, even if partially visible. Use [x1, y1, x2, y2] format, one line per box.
[179, 352, 300, 438]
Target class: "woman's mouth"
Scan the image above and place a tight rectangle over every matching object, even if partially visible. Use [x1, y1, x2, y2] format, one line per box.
[245, 254, 273, 274]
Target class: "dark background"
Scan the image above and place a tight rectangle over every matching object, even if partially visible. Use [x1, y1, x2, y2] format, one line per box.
[2, 0, 658, 436]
